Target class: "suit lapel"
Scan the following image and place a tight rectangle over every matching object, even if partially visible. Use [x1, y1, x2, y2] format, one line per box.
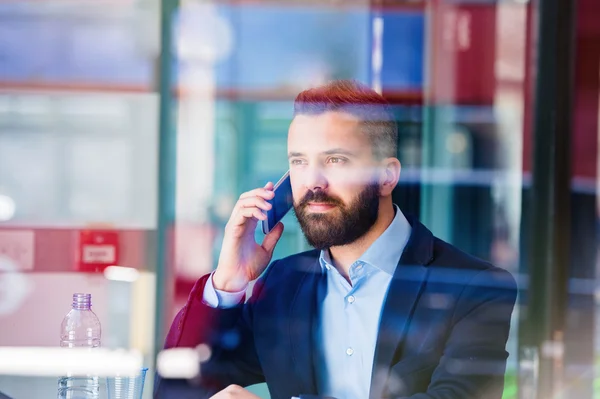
[369, 219, 434, 399]
[288, 257, 324, 396]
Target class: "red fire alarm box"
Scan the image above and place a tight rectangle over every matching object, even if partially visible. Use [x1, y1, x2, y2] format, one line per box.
[77, 230, 119, 272]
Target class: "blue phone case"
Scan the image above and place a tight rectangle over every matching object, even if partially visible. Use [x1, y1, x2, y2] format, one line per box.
[262, 171, 293, 234]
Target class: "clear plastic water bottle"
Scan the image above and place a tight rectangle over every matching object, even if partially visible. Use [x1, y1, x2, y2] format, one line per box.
[57, 293, 101, 399]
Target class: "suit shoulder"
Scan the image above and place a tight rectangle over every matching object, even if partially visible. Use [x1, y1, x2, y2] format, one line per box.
[263, 249, 320, 277]
[432, 236, 492, 271]
[253, 249, 320, 297]
[430, 237, 516, 290]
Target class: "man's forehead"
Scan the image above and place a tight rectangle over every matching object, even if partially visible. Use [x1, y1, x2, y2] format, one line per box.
[290, 111, 362, 128]
[289, 112, 365, 142]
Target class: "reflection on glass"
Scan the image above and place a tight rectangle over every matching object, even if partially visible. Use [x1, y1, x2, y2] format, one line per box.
[0, 0, 598, 398]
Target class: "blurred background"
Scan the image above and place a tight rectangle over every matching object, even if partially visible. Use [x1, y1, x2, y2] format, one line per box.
[0, 0, 598, 398]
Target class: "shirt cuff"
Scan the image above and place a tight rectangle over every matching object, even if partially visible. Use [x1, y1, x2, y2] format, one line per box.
[202, 271, 246, 308]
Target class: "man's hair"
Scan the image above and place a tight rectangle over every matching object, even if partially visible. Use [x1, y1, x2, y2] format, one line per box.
[293, 80, 398, 159]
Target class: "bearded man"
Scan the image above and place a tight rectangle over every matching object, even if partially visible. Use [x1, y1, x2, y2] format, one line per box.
[155, 80, 517, 399]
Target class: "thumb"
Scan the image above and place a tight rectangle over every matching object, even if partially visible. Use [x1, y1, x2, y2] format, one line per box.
[261, 222, 284, 254]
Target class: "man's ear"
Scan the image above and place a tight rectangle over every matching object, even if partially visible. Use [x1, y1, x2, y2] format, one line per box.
[379, 158, 401, 197]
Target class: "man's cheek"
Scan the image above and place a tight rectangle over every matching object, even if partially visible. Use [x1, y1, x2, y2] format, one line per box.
[291, 186, 306, 205]
[328, 167, 374, 186]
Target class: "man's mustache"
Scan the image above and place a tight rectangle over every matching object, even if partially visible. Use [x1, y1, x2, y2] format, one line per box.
[297, 190, 344, 209]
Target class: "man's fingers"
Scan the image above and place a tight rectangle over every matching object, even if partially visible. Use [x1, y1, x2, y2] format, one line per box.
[239, 186, 275, 201]
[238, 207, 265, 222]
[237, 196, 272, 212]
[229, 190, 274, 229]
[230, 207, 266, 227]
[262, 222, 284, 254]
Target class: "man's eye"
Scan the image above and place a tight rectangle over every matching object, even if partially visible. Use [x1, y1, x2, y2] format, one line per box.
[290, 159, 304, 165]
[327, 157, 346, 164]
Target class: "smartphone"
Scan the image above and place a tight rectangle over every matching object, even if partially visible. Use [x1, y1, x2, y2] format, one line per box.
[262, 171, 294, 234]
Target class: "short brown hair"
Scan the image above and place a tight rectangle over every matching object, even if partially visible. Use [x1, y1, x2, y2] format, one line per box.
[293, 80, 398, 159]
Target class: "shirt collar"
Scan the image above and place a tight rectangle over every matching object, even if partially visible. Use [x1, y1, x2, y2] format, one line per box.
[318, 204, 412, 276]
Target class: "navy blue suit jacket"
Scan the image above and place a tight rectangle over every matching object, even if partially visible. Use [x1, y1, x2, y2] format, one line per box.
[155, 218, 517, 399]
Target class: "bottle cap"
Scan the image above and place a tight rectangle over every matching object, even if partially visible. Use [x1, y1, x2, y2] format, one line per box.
[72, 293, 92, 310]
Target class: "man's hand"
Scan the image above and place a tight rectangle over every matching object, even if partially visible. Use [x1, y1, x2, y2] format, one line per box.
[209, 384, 262, 399]
[213, 182, 285, 292]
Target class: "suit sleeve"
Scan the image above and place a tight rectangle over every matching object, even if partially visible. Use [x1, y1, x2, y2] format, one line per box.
[401, 267, 517, 399]
[155, 263, 278, 398]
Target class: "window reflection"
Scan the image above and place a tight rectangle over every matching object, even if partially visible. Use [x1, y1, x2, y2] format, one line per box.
[0, 0, 599, 398]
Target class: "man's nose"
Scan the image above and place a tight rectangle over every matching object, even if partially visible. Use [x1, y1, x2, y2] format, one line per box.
[304, 166, 328, 191]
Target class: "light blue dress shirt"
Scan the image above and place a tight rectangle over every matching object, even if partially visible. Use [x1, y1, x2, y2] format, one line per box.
[204, 205, 412, 399]
[314, 206, 411, 399]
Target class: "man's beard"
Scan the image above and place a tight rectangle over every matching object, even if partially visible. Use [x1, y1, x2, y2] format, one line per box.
[293, 184, 380, 250]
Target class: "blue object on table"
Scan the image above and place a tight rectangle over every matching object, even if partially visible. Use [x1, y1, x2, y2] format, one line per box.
[106, 368, 148, 399]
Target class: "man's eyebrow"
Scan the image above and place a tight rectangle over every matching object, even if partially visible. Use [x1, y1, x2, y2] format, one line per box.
[288, 148, 357, 159]
[322, 148, 357, 157]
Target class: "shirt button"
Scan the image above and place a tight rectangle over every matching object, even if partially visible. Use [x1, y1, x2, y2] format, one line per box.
[347, 295, 355, 303]
[346, 347, 354, 356]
